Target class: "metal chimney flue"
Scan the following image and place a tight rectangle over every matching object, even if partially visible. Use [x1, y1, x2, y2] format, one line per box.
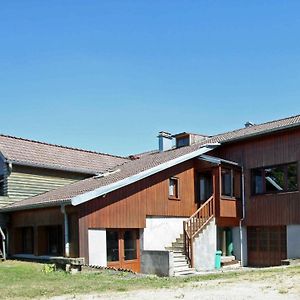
[244, 121, 255, 128]
[157, 131, 173, 152]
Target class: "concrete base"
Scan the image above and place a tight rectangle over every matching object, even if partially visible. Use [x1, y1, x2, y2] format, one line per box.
[287, 225, 300, 259]
[193, 218, 217, 271]
[88, 229, 107, 267]
[142, 217, 186, 251]
[141, 250, 174, 276]
[232, 226, 247, 266]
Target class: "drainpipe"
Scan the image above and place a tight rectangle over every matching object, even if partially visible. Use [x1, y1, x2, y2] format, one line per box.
[61, 205, 70, 257]
[239, 166, 246, 267]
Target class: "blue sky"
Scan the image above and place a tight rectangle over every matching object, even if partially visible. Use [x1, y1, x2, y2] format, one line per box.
[0, 1, 299, 156]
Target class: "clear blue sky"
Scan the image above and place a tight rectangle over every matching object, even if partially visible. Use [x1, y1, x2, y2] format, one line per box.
[0, 1, 299, 156]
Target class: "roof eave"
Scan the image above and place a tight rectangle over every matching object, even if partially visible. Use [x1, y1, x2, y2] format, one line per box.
[221, 123, 300, 145]
[9, 160, 97, 175]
[0, 199, 72, 212]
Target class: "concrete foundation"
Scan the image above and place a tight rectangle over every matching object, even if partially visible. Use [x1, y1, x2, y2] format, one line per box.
[141, 250, 174, 276]
[88, 229, 107, 267]
[287, 225, 300, 259]
[232, 226, 248, 266]
[142, 217, 186, 250]
[193, 218, 217, 271]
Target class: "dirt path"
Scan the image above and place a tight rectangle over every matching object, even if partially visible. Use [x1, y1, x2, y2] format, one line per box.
[51, 268, 300, 300]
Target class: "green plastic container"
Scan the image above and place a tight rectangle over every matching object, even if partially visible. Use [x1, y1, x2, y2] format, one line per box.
[215, 250, 222, 269]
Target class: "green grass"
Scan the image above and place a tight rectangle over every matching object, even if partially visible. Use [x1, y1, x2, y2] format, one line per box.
[0, 260, 299, 299]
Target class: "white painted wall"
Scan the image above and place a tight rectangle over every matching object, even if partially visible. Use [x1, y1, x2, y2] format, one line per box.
[287, 225, 300, 259]
[143, 217, 187, 250]
[88, 229, 107, 267]
[232, 226, 248, 266]
[193, 218, 217, 271]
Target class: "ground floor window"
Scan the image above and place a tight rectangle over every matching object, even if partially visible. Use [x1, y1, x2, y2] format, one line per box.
[22, 227, 34, 254]
[47, 225, 63, 256]
[106, 229, 140, 272]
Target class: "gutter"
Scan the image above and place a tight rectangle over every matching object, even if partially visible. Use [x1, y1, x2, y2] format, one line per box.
[0, 199, 71, 212]
[71, 143, 220, 206]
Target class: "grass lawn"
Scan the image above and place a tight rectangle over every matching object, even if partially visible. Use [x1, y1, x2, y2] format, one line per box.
[0, 260, 299, 299]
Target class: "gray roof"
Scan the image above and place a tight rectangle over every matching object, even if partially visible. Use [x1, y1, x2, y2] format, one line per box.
[0, 134, 128, 174]
[2, 113, 300, 211]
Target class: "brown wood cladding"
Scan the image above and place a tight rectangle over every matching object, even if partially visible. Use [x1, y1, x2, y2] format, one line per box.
[78, 161, 198, 259]
[9, 206, 79, 257]
[214, 127, 300, 226]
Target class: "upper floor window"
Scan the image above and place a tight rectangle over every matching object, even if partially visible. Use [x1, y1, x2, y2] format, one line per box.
[222, 168, 234, 197]
[169, 177, 179, 199]
[251, 162, 298, 195]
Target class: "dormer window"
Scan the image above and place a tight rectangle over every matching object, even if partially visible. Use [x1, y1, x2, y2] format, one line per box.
[169, 177, 179, 199]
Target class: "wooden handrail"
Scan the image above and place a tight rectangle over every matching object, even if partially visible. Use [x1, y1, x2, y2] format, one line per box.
[183, 196, 214, 268]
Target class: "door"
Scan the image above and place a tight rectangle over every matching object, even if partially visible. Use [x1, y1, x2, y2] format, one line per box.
[106, 229, 140, 272]
[247, 226, 286, 267]
[198, 172, 213, 204]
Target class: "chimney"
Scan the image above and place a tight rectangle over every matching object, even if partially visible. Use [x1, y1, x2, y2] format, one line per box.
[157, 131, 173, 152]
[244, 121, 255, 128]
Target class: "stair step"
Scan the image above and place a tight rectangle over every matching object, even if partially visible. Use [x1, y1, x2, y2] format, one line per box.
[221, 256, 236, 263]
[221, 260, 240, 267]
[166, 247, 184, 252]
[174, 268, 196, 276]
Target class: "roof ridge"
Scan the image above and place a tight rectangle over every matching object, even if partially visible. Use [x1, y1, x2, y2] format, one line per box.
[0, 133, 128, 160]
[210, 113, 300, 139]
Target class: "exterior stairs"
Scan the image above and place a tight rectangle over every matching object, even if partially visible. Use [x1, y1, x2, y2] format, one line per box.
[166, 234, 197, 276]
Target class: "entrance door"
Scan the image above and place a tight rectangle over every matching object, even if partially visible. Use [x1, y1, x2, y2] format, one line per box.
[199, 172, 213, 204]
[248, 226, 287, 267]
[106, 229, 140, 272]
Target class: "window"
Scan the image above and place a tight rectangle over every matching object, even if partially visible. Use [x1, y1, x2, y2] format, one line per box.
[47, 226, 63, 256]
[252, 162, 298, 195]
[221, 168, 234, 197]
[22, 227, 34, 254]
[124, 230, 137, 260]
[106, 231, 119, 262]
[169, 177, 179, 199]
[176, 137, 189, 148]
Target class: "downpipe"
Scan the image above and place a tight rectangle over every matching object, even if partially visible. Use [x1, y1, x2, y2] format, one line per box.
[239, 166, 246, 266]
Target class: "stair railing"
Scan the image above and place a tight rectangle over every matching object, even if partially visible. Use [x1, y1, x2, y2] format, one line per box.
[183, 195, 214, 267]
[0, 227, 6, 260]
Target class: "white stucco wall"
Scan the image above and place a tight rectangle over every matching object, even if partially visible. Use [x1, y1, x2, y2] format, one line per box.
[193, 218, 217, 271]
[143, 217, 187, 250]
[232, 226, 248, 266]
[287, 225, 300, 259]
[88, 229, 107, 267]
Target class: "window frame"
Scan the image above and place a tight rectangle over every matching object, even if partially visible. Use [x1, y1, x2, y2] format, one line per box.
[251, 162, 298, 195]
[168, 176, 180, 200]
[221, 167, 234, 198]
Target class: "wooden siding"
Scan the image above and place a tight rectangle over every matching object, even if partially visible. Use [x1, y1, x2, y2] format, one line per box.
[9, 206, 79, 257]
[214, 127, 300, 226]
[7, 165, 86, 202]
[78, 160, 198, 260]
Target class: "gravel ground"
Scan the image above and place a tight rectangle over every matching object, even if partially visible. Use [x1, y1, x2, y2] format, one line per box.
[50, 267, 300, 300]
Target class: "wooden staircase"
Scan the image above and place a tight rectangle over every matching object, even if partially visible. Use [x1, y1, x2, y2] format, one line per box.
[165, 234, 197, 276]
[183, 196, 214, 267]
